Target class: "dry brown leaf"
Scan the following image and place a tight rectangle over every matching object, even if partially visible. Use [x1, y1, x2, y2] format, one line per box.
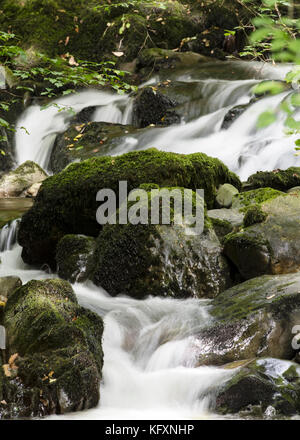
[65, 36, 70, 46]
[3, 364, 11, 377]
[9, 353, 18, 367]
[69, 55, 79, 66]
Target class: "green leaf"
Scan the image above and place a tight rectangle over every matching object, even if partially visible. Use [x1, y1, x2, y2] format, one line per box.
[257, 110, 277, 128]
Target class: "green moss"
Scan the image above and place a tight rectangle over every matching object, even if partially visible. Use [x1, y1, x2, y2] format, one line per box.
[2, 278, 104, 417]
[56, 234, 96, 283]
[243, 204, 267, 228]
[245, 168, 300, 191]
[19, 148, 240, 267]
[232, 187, 284, 211]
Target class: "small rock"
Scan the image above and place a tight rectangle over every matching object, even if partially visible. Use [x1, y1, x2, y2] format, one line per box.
[216, 184, 239, 208]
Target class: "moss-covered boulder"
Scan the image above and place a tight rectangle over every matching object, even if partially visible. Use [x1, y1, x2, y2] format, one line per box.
[245, 167, 300, 192]
[224, 193, 300, 279]
[0, 279, 103, 418]
[195, 271, 300, 366]
[215, 358, 300, 417]
[132, 87, 180, 128]
[56, 235, 96, 283]
[18, 149, 241, 268]
[93, 198, 232, 298]
[0, 161, 47, 198]
[49, 121, 139, 173]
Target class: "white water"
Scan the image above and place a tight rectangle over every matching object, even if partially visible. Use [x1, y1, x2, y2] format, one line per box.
[0, 244, 235, 419]
[5, 60, 300, 419]
[14, 60, 300, 179]
[0, 219, 19, 252]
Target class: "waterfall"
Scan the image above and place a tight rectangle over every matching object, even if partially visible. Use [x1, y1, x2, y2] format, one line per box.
[15, 90, 132, 170]
[14, 60, 299, 179]
[0, 219, 20, 252]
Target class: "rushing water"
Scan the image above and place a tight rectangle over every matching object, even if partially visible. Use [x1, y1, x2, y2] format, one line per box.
[15, 60, 299, 180]
[3, 60, 300, 419]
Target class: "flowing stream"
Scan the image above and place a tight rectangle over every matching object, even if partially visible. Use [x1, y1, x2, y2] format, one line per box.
[2, 60, 300, 419]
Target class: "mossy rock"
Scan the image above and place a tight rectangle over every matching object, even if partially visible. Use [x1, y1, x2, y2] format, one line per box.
[93, 186, 232, 298]
[0, 0, 199, 62]
[1, 279, 103, 418]
[243, 204, 267, 228]
[18, 149, 241, 268]
[56, 234, 96, 283]
[232, 187, 284, 211]
[224, 193, 300, 279]
[207, 208, 244, 240]
[215, 358, 300, 417]
[195, 271, 300, 366]
[245, 167, 300, 192]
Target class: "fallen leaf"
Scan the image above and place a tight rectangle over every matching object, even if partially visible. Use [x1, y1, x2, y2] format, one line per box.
[68, 55, 79, 66]
[267, 294, 275, 300]
[65, 36, 70, 46]
[9, 353, 18, 367]
[112, 51, 124, 57]
[3, 364, 11, 377]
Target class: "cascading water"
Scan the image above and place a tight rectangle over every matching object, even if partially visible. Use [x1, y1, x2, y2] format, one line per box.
[5, 59, 300, 419]
[14, 60, 299, 180]
[0, 219, 20, 252]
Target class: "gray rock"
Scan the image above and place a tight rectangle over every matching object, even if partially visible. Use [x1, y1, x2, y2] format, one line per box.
[216, 184, 239, 208]
[215, 358, 300, 416]
[0, 161, 47, 198]
[194, 271, 300, 366]
[224, 193, 300, 279]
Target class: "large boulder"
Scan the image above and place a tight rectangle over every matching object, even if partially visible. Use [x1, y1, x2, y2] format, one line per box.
[0, 279, 103, 418]
[194, 271, 300, 366]
[18, 149, 241, 268]
[215, 358, 300, 417]
[207, 208, 244, 240]
[93, 214, 232, 299]
[0, 161, 47, 198]
[224, 193, 300, 279]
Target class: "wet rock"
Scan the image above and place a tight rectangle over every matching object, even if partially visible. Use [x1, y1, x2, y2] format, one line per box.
[221, 105, 248, 130]
[232, 187, 284, 210]
[195, 271, 300, 366]
[93, 196, 232, 298]
[245, 167, 300, 191]
[18, 149, 241, 268]
[22, 182, 43, 198]
[216, 184, 239, 208]
[215, 358, 300, 417]
[0, 277, 22, 302]
[137, 48, 211, 73]
[0, 279, 103, 418]
[224, 193, 300, 279]
[208, 208, 244, 240]
[56, 235, 96, 283]
[243, 204, 267, 228]
[0, 161, 47, 198]
[50, 121, 138, 173]
[132, 87, 180, 128]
